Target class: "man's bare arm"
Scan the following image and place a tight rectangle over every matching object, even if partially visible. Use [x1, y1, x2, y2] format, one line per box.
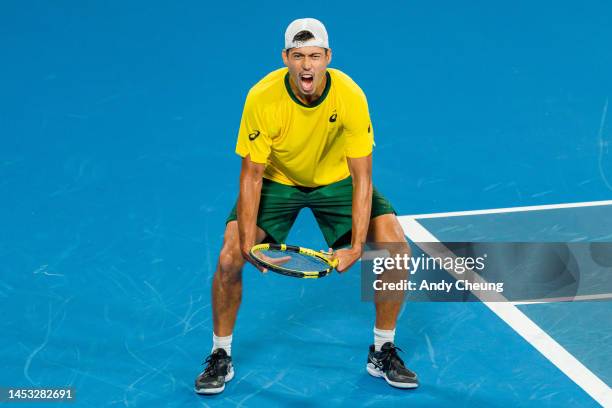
[237, 155, 265, 261]
[334, 154, 373, 272]
[349, 154, 373, 248]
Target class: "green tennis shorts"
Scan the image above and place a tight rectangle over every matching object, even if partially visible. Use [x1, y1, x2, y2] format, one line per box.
[226, 176, 395, 249]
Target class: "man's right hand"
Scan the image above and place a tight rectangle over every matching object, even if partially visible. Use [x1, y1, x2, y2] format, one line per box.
[241, 244, 264, 272]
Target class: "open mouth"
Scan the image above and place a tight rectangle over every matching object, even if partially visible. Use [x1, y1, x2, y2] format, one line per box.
[299, 73, 314, 92]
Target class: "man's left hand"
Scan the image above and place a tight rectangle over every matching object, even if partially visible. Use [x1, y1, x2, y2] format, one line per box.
[332, 245, 363, 273]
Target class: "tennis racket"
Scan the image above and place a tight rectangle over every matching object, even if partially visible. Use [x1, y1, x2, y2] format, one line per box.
[249, 243, 338, 278]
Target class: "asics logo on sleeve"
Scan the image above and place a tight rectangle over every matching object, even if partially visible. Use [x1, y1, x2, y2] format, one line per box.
[248, 130, 261, 141]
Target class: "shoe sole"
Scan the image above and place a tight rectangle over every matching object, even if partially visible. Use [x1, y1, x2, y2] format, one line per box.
[194, 367, 235, 395]
[366, 364, 419, 389]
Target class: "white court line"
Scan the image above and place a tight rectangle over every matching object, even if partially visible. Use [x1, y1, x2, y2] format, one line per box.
[512, 293, 612, 305]
[399, 216, 612, 407]
[399, 199, 612, 220]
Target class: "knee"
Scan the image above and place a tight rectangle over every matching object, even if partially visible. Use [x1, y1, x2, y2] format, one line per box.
[217, 246, 244, 283]
[398, 241, 411, 256]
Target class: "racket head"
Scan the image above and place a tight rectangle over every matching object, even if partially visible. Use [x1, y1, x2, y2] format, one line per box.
[250, 243, 338, 278]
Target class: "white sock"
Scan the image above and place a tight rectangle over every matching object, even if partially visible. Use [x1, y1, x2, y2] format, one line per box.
[212, 333, 233, 356]
[374, 327, 395, 351]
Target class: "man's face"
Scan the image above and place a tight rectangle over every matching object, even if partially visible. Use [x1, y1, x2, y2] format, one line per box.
[282, 46, 332, 96]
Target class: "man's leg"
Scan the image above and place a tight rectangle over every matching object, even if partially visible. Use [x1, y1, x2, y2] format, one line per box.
[212, 220, 266, 337]
[367, 214, 409, 331]
[366, 213, 418, 389]
[195, 220, 266, 395]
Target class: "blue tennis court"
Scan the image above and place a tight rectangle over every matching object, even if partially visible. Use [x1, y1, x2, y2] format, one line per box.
[1, 1, 611, 407]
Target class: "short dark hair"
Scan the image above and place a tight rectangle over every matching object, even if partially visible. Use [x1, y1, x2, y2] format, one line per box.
[293, 30, 315, 42]
[285, 30, 329, 55]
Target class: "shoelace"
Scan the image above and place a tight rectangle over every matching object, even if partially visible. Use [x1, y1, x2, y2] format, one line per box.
[202, 354, 220, 376]
[381, 345, 406, 369]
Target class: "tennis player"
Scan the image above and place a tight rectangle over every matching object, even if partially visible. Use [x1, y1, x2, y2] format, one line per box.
[195, 18, 418, 394]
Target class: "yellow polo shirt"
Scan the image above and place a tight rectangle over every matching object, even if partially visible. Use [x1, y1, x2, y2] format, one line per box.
[235, 67, 374, 187]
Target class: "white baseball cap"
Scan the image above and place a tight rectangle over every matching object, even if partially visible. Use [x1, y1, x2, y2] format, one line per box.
[284, 18, 329, 50]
